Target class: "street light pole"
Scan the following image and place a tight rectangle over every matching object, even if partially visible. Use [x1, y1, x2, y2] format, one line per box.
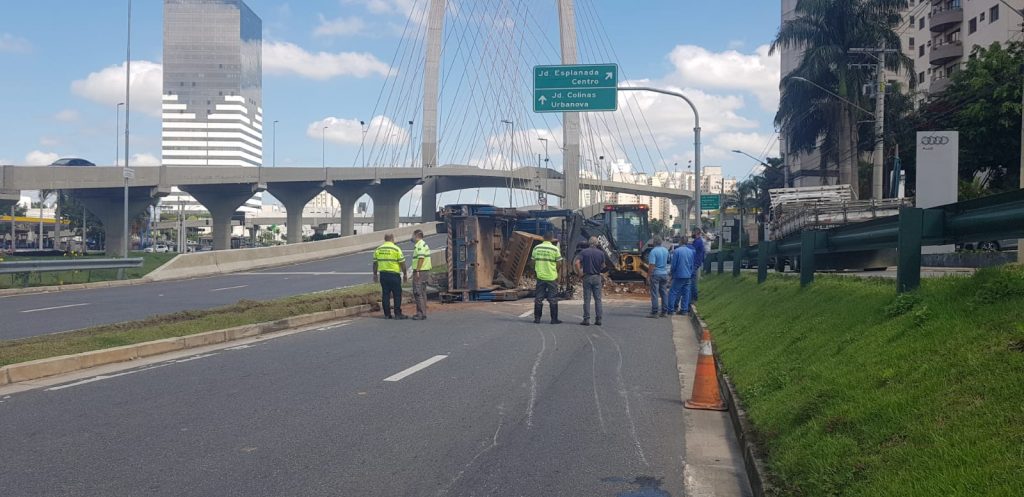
[357, 120, 367, 167]
[502, 119, 514, 207]
[618, 86, 701, 236]
[272, 120, 278, 167]
[322, 126, 328, 168]
[115, 102, 124, 165]
[122, 0, 132, 263]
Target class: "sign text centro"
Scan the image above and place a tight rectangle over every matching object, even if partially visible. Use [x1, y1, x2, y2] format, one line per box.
[533, 63, 618, 113]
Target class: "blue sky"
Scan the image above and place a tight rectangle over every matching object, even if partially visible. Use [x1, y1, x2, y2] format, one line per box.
[0, 0, 781, 198]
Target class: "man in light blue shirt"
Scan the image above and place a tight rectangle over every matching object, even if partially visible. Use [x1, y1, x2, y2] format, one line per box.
[669, 235, 695, 315]
[647, 236, 670, 318]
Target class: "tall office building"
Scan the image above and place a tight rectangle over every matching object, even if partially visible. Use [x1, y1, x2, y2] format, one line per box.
[161, 0, 263, 214]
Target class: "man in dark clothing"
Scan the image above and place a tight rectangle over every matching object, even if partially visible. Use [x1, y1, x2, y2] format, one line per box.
[690, 228, 705, 303]
[574, 236, 608, 326]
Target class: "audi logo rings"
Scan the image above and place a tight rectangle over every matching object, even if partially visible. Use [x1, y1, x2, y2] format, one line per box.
[920, 136, 950, 145]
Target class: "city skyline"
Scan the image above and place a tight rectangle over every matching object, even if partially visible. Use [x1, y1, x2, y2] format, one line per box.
[0, 0, 782, 186]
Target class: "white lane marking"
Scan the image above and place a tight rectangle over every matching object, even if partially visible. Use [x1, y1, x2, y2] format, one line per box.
[173, 353, 219, 363]
[383, 355, 448, 382]
[242, 271, 372, 276]
[526, 328, 547, 428]
[210, 285, 248, 292]
[20, 303, 89, 314]
[46, 363, 174, 391]
[518, 310, 534, 318]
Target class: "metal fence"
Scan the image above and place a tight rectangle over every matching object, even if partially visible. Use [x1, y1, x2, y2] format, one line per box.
[0, 258, 144, 286]
[705, 189, 1024, 293]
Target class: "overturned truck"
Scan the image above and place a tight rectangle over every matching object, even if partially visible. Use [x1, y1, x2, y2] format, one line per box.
[439, 204, 633, 302]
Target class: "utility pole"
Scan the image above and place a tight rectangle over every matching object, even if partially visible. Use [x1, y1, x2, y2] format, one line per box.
[719, 177, 725, 251]
[850, 47, 898, 200]
[122, 0, 132, 265]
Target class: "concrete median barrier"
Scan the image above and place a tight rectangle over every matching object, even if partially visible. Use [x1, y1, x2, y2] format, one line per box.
[146, 223, 440, 282]
[0, 303, 377, 387]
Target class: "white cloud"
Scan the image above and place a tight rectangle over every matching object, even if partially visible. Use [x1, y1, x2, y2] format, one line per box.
[352, 0, 420, 17]
[313, 15, 366, 37]
[667, 44, 780, 112]
[615, 80, 758, 140]
[0, 33, 30, 53]
[263, 41, 390, 79]
[117, 153, 161, 166]
[54, 109, 80, 122]
[308, 115, 408, 146]
[706, 132, 779, 164]
[71, 60, 163, 117]
[25, 151, 60, 166]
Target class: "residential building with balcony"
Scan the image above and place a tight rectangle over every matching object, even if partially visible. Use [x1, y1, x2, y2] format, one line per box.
[902, 0, 1024, 98]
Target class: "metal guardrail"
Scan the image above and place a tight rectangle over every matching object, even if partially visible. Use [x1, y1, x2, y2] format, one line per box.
[0, 258, 144, 275]
[705, 189, 1024, 293]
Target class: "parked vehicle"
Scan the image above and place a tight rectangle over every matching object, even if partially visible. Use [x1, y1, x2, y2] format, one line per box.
[50, 158, 96, 167]
[144, 244, 170, 253]
[960, 239, 1019, 252]
[767, 185, 912, 271]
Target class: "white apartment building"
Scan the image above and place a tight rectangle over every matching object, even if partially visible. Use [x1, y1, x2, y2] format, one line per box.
[901, 0, 1024, 98]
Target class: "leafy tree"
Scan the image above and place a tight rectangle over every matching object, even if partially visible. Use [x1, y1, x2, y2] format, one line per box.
[648, 218, 668, 237]
[917, 42, 1023, 192]
[772, 0, 912, 198]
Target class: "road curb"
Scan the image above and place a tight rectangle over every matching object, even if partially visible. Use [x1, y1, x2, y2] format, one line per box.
[0, 278, 144, 297]
[689, 307, 774, 497]
[0, 303, 375, 387]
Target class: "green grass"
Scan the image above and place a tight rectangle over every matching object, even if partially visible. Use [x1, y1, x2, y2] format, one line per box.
[698, 267, 1024, 497]
[0, 284, 381, 367]
[0, 252, 176, 289]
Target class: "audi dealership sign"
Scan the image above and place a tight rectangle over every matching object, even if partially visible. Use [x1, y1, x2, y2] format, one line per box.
[916, 131, 958, 253]
[919, 135, 951, 146]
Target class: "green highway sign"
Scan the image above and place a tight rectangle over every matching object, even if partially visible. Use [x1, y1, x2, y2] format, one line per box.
[533, 63, 618, 113]
[700, 194, 721, 211]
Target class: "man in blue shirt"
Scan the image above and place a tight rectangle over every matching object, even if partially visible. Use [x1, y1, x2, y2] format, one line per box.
[669, 234, 695, 315]
[646, 236, 670, 318]
[690, 228, 705, 303]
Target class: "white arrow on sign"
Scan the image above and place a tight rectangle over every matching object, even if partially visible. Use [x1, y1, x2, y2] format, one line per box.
[538, 95, 547, 105]
[605, 72, 613, 80]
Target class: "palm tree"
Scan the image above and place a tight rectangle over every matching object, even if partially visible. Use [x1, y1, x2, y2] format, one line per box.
[772, 0, 913, 199]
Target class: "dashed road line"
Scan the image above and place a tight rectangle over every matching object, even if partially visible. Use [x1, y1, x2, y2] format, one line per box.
[383, 355, 448, 382]
[20, 303, 89, 313]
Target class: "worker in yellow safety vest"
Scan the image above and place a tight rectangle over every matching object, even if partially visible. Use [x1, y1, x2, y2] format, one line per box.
[373, 233, 408, 319]
[410, 229, 432, 320]
[530, 231, 563, 324]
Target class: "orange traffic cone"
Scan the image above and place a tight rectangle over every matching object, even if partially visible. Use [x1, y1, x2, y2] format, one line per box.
[684, 328, 727, 411]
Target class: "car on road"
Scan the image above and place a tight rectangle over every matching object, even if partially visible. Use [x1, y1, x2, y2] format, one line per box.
[144, 244, 170, 253]
[960, 239, 1019, 252]
[49, 158, 96, 167]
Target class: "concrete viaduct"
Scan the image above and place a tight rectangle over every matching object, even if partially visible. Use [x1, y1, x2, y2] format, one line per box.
[0, 164, 690, 255]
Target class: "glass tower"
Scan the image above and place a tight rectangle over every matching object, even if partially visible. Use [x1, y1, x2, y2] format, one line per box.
[162, 0, 263, 168]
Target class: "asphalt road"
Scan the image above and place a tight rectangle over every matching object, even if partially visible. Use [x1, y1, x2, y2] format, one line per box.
[1, 300, 691, 497]
[0, 235, 445, 340]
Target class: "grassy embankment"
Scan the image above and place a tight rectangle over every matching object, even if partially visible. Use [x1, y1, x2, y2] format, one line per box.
[0, 284, 381, 367]
[698, 267, 1024, 497]
[0, 252, 176, 289]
